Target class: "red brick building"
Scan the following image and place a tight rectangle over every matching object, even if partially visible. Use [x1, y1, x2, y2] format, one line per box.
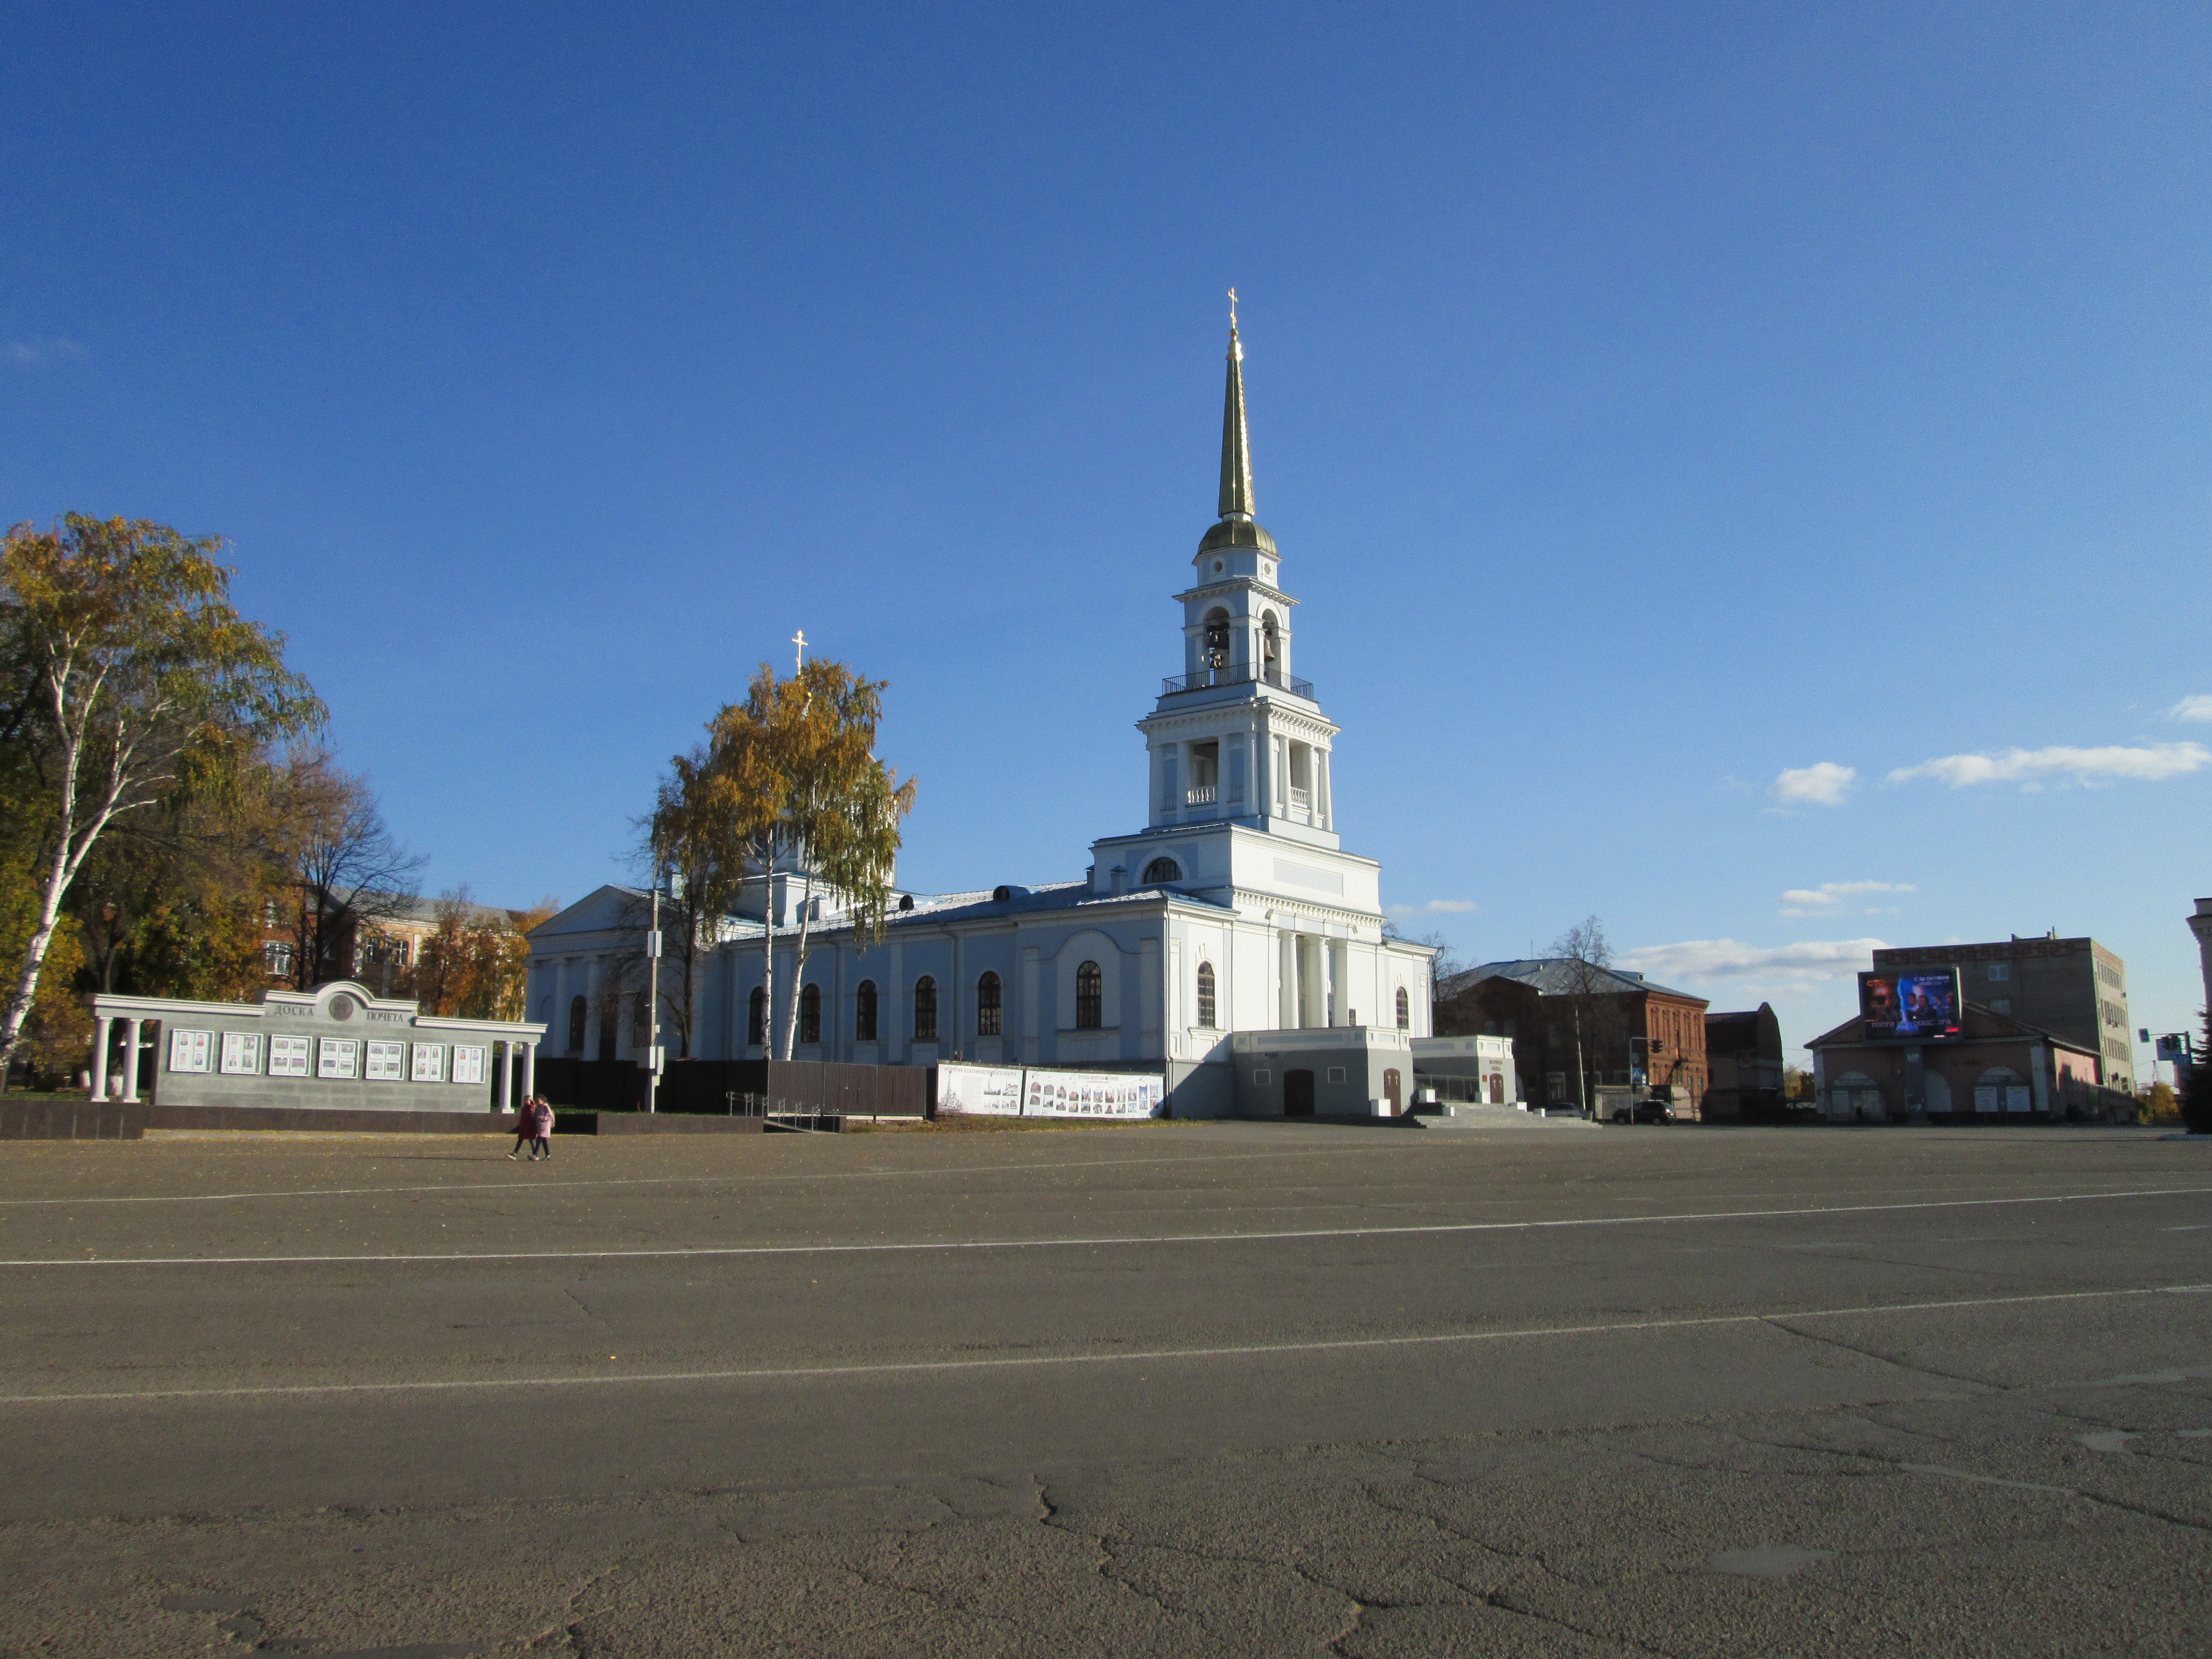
[1435, 959, 1710, 1118]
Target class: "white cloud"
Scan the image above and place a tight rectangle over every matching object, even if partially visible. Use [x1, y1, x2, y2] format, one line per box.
[5, 337, 84, 366]
[1769, 762, 1856, 807]
[1619, 938, 1886, 984]
[2168, 696, 2212, 723]
[1388, 899, 1482, 916]
[1887, 742, 2211, 789]
[1778, 880, 1915, 914]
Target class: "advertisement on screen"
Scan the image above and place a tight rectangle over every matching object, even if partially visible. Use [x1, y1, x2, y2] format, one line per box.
[1859, 968, 1962, 1041]
[934, 1061, 1025, 1116]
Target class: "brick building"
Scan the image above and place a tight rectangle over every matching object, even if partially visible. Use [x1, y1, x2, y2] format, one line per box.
[1870, 934, 2133, 1093]
[1434, 959, 1710, 1118]
[1807, 1001, 2121, 1123]
[257, 891, 522, 994]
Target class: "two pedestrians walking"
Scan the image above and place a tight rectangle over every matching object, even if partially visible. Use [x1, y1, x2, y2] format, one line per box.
[510, 1095, 554, 1161]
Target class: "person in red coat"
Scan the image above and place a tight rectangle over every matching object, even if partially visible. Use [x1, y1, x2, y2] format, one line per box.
[510, 1096, 554, 1161]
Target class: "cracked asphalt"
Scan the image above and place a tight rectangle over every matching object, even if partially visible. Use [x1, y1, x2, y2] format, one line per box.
[0, 1121, 2207, 1656]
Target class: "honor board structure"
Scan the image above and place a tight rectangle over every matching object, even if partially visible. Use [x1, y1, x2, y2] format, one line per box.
[87, 980, 547, 1114]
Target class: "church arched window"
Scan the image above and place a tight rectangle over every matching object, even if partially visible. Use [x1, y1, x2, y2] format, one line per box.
[799, 983, 821, 1045]
[976, 971, 1002, 1036]
[855, 979, 878, 1042]
[914, 976, 938, 1042]
[1196, 962, 1217, 1029]
[1260, 611, 1281, 683]
[1142, 857, 1182, 884]
[1075, 961, 1103, 1030]
[1396, 986, 1410, 1030]
[748, 986, 768, 1047]
[568, 995, 588, 1053]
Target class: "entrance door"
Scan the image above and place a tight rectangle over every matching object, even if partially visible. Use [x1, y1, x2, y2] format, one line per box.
[1488, 1072, 1504, 1104]
[1383, 1069, 1402, 1115]
[1284, 1069, 1315, 1117]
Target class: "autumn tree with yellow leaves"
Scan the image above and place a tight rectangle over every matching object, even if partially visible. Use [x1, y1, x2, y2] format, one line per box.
[651, 659, 914, 1062]
[0, 517, 321, 1075]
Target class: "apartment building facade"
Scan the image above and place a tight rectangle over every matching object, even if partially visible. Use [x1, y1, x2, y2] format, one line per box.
[1869, 933, 2133, 1092]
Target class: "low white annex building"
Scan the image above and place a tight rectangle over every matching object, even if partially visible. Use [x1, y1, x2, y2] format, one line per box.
[527, 316, 1436, 1116]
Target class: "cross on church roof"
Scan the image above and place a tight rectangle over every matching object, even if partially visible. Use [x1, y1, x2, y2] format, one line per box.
[792, 629, 806, 672]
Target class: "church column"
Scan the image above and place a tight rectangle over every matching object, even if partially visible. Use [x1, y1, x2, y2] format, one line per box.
[1140, 936, 1161, 1056]
[1166, 936, 1181, 1054]
[1022, 944, 1041, 1063]
[521, 1041, 537, 1100]
[89, 1015, 112, 1100]
[1328, 939, 1348, 1026]
[888, 935, 904, 1062]
[1317, 751, 1333, 830]
[1277, 930, 1296, 1028]
[497, 1040, 514, 1112]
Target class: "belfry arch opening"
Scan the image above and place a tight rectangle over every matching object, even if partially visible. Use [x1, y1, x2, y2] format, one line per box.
[1260, 612, 1281, 684]
[1202, 607, 1231, 672]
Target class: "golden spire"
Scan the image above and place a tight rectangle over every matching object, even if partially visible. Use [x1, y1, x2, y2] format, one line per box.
[1217, 289, 1255, 521]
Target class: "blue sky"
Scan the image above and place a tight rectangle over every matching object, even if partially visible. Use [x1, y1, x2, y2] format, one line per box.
[5, 2, 2208, 1066]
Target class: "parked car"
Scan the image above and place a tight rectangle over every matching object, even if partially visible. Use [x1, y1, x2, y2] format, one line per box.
[1611, 1098, 1675, 1124]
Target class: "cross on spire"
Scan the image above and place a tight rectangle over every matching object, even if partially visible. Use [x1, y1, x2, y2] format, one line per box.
[792, 629, 807, 673]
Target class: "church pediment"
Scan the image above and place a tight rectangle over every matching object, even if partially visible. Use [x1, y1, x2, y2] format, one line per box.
[527, 884, 655, 940]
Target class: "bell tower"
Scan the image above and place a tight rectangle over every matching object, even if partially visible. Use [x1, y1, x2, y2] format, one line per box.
[1131, 302, 1341, 853]
[1079, 298, 1424, 1058]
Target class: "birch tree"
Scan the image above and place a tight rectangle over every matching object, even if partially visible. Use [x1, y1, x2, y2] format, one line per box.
[651, 659, 914, 1063]
[1550, 914, 1613, 1114]
[643, 757, 745, 1059]
[0, 517, 321, 1069]
[765, 662, 916, 1059]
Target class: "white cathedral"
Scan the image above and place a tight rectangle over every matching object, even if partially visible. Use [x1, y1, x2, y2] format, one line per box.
[526, 315, 1437, 1116]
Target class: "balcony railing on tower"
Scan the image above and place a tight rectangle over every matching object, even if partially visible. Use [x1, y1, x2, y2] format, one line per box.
[1161, 663, 1314, 699]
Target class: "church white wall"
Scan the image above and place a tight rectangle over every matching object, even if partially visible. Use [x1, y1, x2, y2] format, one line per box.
[531, 889, 1434, 1079]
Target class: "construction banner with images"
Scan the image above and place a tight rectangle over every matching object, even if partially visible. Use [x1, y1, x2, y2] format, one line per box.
[933, 1061, 1025, 1115]
[1022, 1068, 1164, 1119]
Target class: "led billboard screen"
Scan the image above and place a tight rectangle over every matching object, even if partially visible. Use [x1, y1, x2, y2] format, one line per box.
[1858, 968, 1963, 1041]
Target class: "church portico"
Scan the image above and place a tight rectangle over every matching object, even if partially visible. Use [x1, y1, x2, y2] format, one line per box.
[527, 303, 1437, 1116]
